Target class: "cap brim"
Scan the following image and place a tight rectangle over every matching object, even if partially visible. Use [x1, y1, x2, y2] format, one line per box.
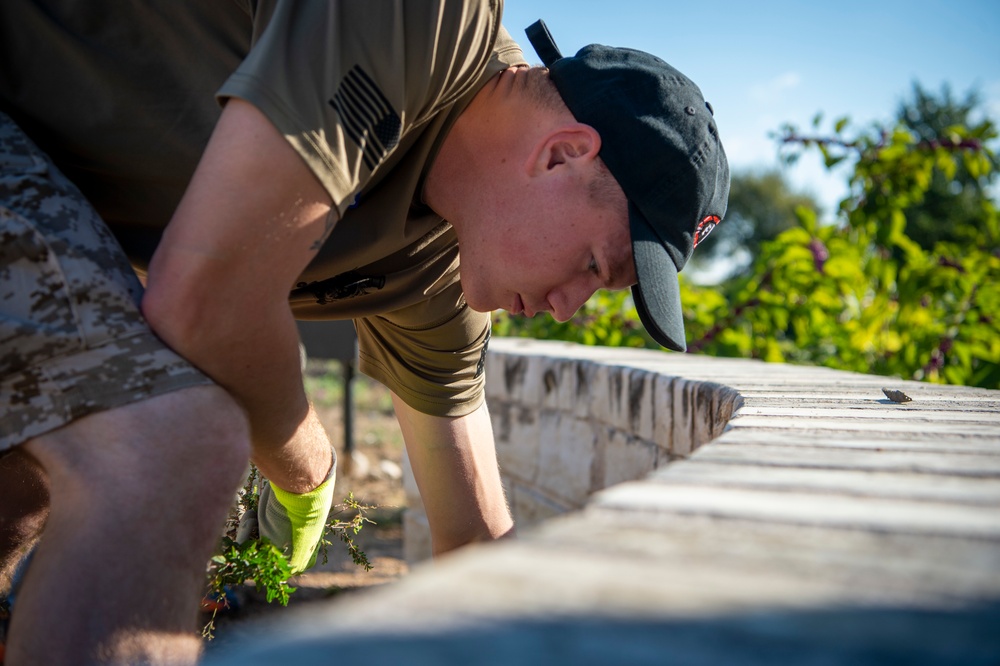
[631, 209, 687, 352]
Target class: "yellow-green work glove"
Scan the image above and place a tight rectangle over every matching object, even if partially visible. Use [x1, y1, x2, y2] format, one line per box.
[258, 456, 337, 575]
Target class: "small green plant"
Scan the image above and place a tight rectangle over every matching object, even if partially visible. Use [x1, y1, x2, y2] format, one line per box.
[201, 466, 375, 640]
[202, 536, 294, 639]
[317, 492, 375, 572]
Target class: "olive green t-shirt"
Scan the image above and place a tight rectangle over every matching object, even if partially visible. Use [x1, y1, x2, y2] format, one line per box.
[0, 0, 526, 417]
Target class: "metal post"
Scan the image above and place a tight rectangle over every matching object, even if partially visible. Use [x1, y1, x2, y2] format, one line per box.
[341, 359, 355, 477]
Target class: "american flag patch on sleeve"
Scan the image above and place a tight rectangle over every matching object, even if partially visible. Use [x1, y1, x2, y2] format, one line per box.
[328, 65, 401, 171]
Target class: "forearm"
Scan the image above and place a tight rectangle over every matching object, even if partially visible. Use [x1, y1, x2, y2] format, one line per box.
[141, 99, 338, 493]
[142, 291, 331, 491]
[251, 404, 333, 493]
[393, 395, 514, 555]
[144, 303, 336, 572]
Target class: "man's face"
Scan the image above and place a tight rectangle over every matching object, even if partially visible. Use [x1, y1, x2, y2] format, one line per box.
[456, 186, 636, 321]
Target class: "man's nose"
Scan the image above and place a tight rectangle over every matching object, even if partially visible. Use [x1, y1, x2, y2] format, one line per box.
[549, 281, 598, 322]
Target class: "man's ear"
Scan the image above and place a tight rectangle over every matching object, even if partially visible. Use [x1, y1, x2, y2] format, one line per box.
[525, 123, 602, 175]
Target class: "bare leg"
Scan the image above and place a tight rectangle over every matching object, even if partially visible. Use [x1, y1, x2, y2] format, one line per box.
[0, 449, 49, 595]
[5, 385, 249, 665]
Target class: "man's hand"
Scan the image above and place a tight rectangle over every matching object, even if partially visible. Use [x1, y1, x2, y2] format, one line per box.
[258, 448, 337, 574]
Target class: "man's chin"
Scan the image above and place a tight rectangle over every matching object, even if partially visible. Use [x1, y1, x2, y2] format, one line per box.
[462, 294, 493, 314]
[459, 283, 495, 314]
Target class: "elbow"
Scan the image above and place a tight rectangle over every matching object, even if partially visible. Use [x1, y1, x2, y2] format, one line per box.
[431, 519, 516, 557]
[141, 277, 217, 361]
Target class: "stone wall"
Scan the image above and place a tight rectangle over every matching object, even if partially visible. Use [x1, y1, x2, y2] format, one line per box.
[208, 337, 1000, 665]
[405, 338, 740, 562]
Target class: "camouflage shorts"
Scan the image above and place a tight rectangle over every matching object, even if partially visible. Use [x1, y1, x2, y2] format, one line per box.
[0, 112, 211, 452]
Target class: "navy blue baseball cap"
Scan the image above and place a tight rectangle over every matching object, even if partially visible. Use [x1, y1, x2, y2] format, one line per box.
[525, 20, 730, 351]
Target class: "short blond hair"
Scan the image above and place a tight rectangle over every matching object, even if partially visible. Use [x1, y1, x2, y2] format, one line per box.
[589, 157, 625, 210]
[521, 67, 567, 113]
[522, 67, 625, 212]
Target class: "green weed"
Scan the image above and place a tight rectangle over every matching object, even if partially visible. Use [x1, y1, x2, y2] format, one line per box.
[202, 465, 374, 640]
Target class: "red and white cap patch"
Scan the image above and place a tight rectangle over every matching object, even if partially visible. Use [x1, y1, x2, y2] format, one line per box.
[693, 214, 721, 249]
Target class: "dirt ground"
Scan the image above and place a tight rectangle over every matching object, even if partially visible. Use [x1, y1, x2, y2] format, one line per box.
[203, 363, 410, 642]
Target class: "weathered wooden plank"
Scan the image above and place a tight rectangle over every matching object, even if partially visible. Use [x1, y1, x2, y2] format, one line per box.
[688, 442, 1000, 476]
[712, 429, 1000, 454]
[541, 508, 1000, 601]
[734, 400, 1000, 415]
[592, 482, 1000, 539]
[735, 390, 1000, 404]
[726, 415, 1000, 437]
[649, 461, 1000, 505]
[736, 406, 1000, 423]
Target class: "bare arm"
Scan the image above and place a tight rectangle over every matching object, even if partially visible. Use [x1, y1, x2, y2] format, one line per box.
[392, 394, 514, 555]
[143, 99, 335, 492]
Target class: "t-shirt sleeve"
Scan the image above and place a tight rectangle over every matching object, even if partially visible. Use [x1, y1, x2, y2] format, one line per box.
[216, 0, 502, 217]
[354, 281, 492, 418]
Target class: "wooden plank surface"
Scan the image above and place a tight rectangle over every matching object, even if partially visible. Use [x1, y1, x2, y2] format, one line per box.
[711, 429, 1000, 454]
[593, 482, 1000, 539]
[686, 442, 1000, 476]
[651, 461, 1000, 505]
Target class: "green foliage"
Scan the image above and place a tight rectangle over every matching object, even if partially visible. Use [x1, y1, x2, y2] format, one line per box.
[686, 114, 1000, 387]
[202, 537, 295, 639]
[201, 466, 375, 640]
[893, 83, 999, 251]
[496, 91, 1000, 390]
[317, 492, 375, 573]
[688, 169, 822, 280]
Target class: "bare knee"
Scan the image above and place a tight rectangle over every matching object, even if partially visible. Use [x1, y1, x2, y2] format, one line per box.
[26, 385, 250, 535]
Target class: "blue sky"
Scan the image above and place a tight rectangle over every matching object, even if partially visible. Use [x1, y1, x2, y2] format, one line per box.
[501, 0, 1000, 218]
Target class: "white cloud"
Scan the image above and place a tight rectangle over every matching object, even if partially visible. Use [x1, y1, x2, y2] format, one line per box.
[749, 72, 802, 104]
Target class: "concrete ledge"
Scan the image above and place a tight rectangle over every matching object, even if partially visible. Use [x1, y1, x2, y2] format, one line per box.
[206, 338, 1000, 664]
[404, 339, 744, 559]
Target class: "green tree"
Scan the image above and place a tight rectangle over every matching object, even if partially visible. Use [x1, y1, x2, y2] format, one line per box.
[894, 83, 999, 250]
[682, 110, 999, 388]
[689, 169, 821, 281]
